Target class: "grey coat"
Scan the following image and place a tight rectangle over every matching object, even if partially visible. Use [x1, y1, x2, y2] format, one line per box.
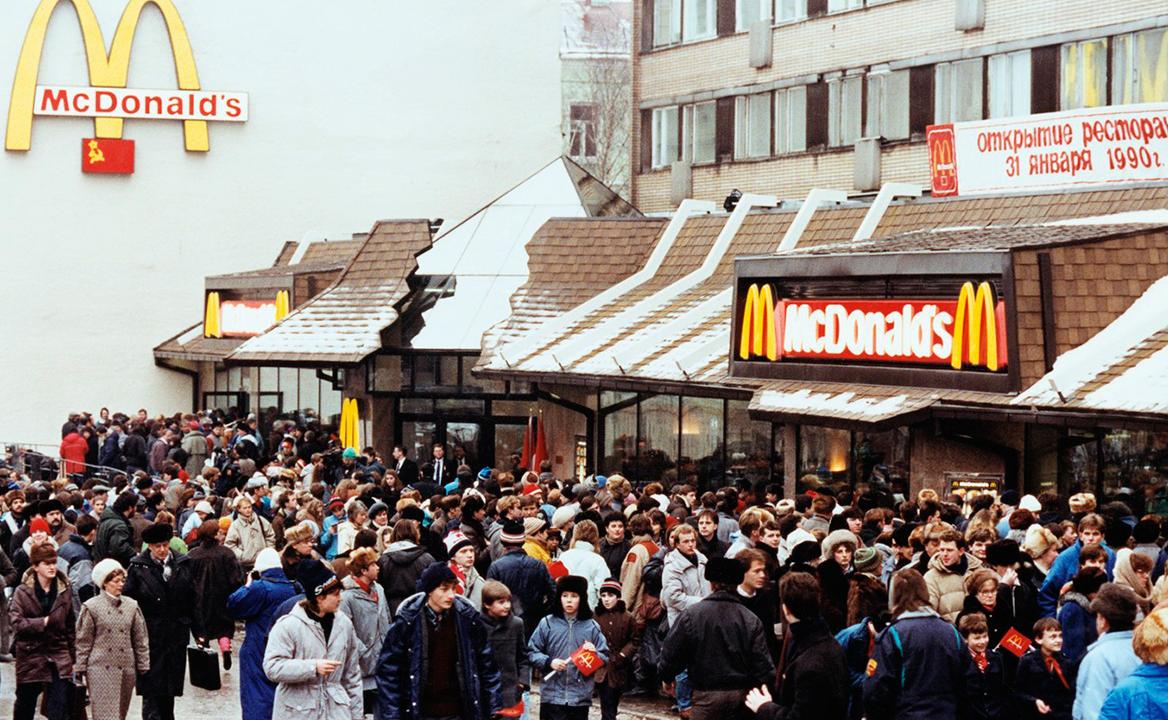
[338, 576, 391, 689]
[263, 602, 363, 720]
[661, 549, 709, 627]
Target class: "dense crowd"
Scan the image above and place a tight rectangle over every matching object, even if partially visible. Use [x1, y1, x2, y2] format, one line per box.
[0, 407, 1166, 720]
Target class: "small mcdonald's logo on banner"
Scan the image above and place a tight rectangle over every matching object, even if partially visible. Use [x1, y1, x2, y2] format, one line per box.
[570, 646, 603, 677]
[997, 627, 1032, 658]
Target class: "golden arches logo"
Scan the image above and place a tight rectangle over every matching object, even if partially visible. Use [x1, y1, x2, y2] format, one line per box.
[950, 281, 1005, 371]
[738, 283, 777, 361]
[6, 0, 207, 152]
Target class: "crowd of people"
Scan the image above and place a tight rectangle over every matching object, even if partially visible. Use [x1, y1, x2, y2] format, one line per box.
[0, 407, 1165, 720]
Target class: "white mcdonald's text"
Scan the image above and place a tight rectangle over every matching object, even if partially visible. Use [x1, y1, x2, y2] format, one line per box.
[782, 300, 954, 364]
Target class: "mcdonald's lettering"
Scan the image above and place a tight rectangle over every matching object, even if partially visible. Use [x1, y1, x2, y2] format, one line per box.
[6, 0, 248, 169]
[736, 284, 1007, 372]
[927, 124, 959, 197]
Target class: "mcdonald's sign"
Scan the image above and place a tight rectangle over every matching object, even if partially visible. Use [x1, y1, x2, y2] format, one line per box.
[735, 281, 1007, 372]
[204, 290, 289, 338]
[6, 0, 248, 172]
[927, 124, 958, 197]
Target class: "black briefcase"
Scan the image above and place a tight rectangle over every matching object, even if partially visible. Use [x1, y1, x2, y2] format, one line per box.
[187, 644, 222, 691]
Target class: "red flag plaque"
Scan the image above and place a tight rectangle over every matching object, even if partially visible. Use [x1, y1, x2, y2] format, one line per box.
[81, 137, 134, 174]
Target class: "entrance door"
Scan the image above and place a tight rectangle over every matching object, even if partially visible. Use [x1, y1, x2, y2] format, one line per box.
[447, 422, 482, 471]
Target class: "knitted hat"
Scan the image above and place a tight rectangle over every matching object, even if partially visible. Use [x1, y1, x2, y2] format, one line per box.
[92, 558, 124, 588]
[29, 517, 50, 535]
[445, 531, 475, 557]
[1000, 490, 1020, 507]
[416, 562, 457, 595]
[342, 448, 358, 460]
[327, 497, 345, 512]
[522, 483, 541, 496]
[523, 517, 547, 536]
[253, 547, 281, 574]
[599, 578, 621, 596]
[298, 560, 341, 599]
[705, 556, 745, 586]
[1018, 494, 1042, 512]
[141, 522, 173, 545]
[283, 521, 315, 547]
[852, 546, 882, 576]
[29, 542, 57, 566]
[556, 574, 589, 599]
[500, 520, 526, 545]
[985, 539, 1022, 568]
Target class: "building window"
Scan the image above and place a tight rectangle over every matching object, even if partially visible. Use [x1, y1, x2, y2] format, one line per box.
[865, 69, 910, 140]
[799, 425, 851, 484]
[683, 0, 716, 41]
[828, 74, 863, 147]
[827, 0, 863, 12]
[681, 397, 723, 489]
[1060, 38, 1108, 109]
[682, 101, 716, 164]
[775, 0, 806, 23]
[988, 50, 1031, 118]
[653, 0, 682, 47]
[1112, 28, 1168, 104]
[935, 58, 984, 123]
[774, 86, 807, 153]
[569, 104, 598, 159]
[735, 92, 772, 158]
[736, 0, 771, 31]
[727, 400, 776, 490]
[651, 106, 679, 168]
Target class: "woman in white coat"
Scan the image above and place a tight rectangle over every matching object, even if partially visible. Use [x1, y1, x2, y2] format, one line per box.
[263, 560, 363, 720]
[557, 520, 612, 609]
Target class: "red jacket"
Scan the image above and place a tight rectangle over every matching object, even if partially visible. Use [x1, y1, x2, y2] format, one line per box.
[59, 432, 88, 474]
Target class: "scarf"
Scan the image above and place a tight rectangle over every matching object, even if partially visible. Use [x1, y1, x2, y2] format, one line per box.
[354, 576, 378, 603]
[449, 561, 467, 596]
[1045, 654, 1070, 689]
[971, 650, 988, 672]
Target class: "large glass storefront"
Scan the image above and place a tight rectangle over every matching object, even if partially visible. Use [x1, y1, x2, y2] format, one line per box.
[599, 391, 781, 491]
[1048, 427, 1168, 503]
[207, 366, 344, 430]
[796, 425, 911, 491]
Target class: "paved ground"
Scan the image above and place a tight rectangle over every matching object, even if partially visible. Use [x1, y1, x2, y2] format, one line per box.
[0, 629, 676, 720]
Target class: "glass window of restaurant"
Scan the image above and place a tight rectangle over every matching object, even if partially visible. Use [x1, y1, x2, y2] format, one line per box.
[205, 365, 343, 432]
[599, 392, 782, 492]
[797, 425, 909, 489]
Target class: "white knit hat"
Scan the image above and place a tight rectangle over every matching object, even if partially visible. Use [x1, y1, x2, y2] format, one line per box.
[92, 558, 124, 589]
[253, 547, 281, 574]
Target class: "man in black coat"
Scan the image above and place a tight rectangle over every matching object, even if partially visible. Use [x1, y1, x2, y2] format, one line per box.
[391, 444, 420, 488]
[124, 522, 193, 720]
[744, 571, 850, 720]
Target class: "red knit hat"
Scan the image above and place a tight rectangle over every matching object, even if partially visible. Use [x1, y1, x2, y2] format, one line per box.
[29, 517, 50, 535]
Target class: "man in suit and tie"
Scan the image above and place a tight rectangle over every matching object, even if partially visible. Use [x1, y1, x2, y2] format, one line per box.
[391, 444, 419, 487]
[427, 442, 453, 491]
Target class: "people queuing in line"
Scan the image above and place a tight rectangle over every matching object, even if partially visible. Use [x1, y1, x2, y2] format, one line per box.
[0, 410, 1166, 719]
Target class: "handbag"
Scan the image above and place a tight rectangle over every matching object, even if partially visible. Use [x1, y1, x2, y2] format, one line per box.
[187, 644, 222, 691]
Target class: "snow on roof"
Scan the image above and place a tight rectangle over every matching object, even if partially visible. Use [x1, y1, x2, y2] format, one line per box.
[1012, 275, 1168, 415]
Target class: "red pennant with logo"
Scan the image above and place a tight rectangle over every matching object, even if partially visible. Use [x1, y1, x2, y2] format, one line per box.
[997, 627, 1032, 658]
[548, 560, 569, 579]
[570, 645, 604, 677]
[81, 137, 134, 174]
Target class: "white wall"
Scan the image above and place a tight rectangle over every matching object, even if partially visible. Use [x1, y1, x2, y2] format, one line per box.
[0, 1, 563, 445]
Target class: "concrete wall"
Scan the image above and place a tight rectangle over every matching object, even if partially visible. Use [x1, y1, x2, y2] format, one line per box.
[0, 0, 563, 444]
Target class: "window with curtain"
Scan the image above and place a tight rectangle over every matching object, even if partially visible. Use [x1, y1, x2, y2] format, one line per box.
[736, 0, 771, 31]
[683, 0, 716, 41]
[681, 397, 723, 489]
[1112, 29, 1168, 105]
[774, 86, 807, 154]
[653, 0, 682, 47]
[735, 92, 772, 159]
[1060, 39, 1108, 109]
[603, 404, 638, 480]
[775, 0, 806, 23]
[988, 50, 1032, 119]
[638, 395, 679, 486]
[935, 58, 984, 123]
[652, 106, 680, 168]
[682, 101, 717, 164]
[865, 69, 910, 140]
[828, 74, 863, 146]
[727, 400, 772, 489]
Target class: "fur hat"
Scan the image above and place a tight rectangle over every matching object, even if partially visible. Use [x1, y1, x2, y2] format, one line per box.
[852, 546, 882, 576]
[39, 499, 64, 515]
[283, 521, 316, 547]
[1090, 583, 1139, 627]
[788, 541, 821, 565]
[556, 574, 589, 599]
[29, 542, 57, 567]
[985, 539, 1022, 568]
[821, 529, 860, 560]
[1134, 607, 1168, 664]
[1022, 525, 1058, 560]
[141, 522, 173, 545]
[445, 531, 475, 557]
[500, 520, 526, 545]
[91, 558, 124, 589]
[253, 547, 281, 574]
[416, 562, 457, 595]
[705, 556, 745, 586]
[400, 505, 425, 523]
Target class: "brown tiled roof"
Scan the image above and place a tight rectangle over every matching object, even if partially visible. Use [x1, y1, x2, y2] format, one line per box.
[153, 323, 243, 362]
[226, 220, 432, 365]
[210, 240, 363, 282]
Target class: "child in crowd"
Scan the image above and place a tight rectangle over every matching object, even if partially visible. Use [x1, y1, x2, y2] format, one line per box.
[593, 579, 642, 720]
[1057, 566, 1107, 661]
[528, 575, 610, 720]
[958, 612, 1010, 720]
[480, 580, 532, 719]
[1016, 618, 1077, 720]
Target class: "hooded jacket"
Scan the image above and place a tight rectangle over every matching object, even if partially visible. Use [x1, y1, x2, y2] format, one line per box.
[227, 567, 301, 720]
[263, 602, 363, 720]
[924, 553, 983, 622]
[225, 511, 275, 570]
[863, 608, 967, 720]
[378, 541, 435, 615]
[661, 549, 709, 627]
[1098, 662, 1168, 720]
[1073, 630, 1140, 720]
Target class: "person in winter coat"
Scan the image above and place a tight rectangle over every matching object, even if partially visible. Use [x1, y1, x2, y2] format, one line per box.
[58, 514, 97, 607]
[446, 531, 486, 610]
[742, 571, 849, 720]
[338, 547, 390, 716]
[487, 520, 557, 638]
[481, 580, 533, 713]
[594, 578, 642, 720]
[1039, 514, 1115, 618]
[1057, 566, 1106, 662]
[1074, 583, 1141, 720]
[263, 561, 363, 720]
[1016, 618, 1076, 720]
[181, 422, 208, 478]
[955, 569, 1014, 648]
[93, 493, 137, 567]
[863, 569, 968, 720]
[818, 529, 858, 633]
[924, 529, 984, 622]
[618, 514, 660, 615]
[225, 496, 276, 572]
[182, 519, 245, 670]
[956, 613, 1011, 720]
[377, 518, 436, 615]
[528, 574, 610, 720]
[75, 558, 151, 720]
[59, 430, 88, 475]
[377, 563, 504, 720]
[9, 543, 75, 720]
[123, 523, 192, 720]
[226, 546, 301, 720]
[558, 520, 613, 610]
[1098, 606, 1168, 720]
[659, 557, 774, 720]
[661, 523, 711, 626]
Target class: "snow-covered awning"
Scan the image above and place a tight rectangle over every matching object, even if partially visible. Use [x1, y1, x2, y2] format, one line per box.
[748, 381, 1008, 429]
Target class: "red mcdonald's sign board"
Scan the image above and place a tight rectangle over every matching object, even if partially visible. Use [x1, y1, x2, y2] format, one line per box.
[928, 124, 958, 197]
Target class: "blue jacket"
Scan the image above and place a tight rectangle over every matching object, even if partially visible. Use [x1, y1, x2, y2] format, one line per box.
[527, 613, 609, 706]
[376, 594, 502, 720]
[836, 621, 871, 720]
[320, 514, 342, 560]
[1039, 542, 1115, 617]
[1073, 631, 1140, 720]
[1057, 593, 1097, 663]
[1098, 663, 1168, 720]
[485, 549, 556, 635]
[862, 608, 968, 720]
[226, 569, 301, 720]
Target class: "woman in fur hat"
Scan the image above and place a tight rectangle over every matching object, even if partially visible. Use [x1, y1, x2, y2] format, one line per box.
[818, 529, 859, 633]
[10, 542, 75, 720]
[75, 558, 150, 720]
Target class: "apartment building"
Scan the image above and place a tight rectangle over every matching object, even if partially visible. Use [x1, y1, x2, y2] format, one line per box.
[630, 0, 1168, 211]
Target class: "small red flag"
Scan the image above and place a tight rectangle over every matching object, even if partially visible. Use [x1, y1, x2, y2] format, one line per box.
[81, 137, 134, 174]
[532, 417, 549, 473]
[997, 627, 1032, 658]
[570, 645, 604, 677]
[548, 560, 569, 579]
